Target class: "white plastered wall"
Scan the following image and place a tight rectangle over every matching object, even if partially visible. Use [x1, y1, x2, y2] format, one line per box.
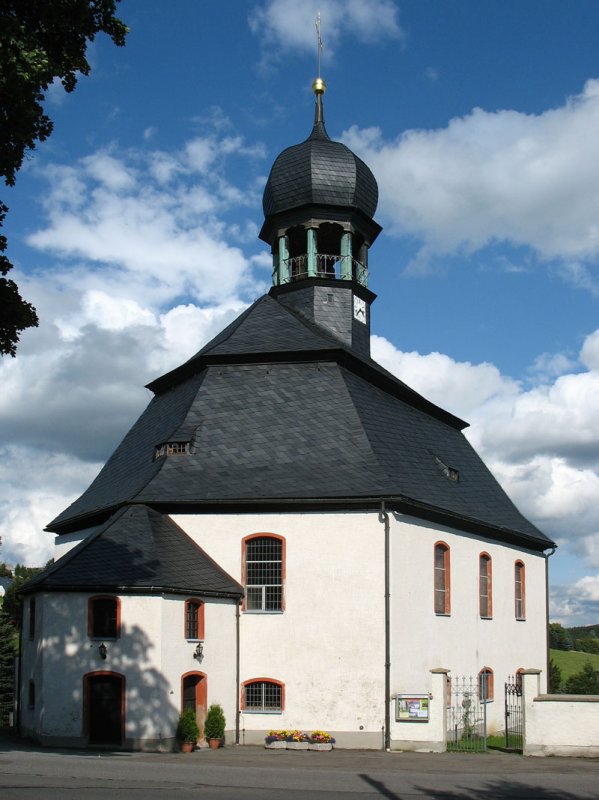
[389, 513, 548, 737]
[20, 590, 237, 747]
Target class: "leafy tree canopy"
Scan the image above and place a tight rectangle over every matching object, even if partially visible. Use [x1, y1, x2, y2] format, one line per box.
[564, 661, 599, 695]
[2, 563, 48, 628]
[0, 0, 128, 356]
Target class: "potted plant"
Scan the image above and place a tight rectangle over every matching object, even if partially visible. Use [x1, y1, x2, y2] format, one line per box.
[177, 709, 199, 753]
[285, 729, 310, 749]
[204, 703, 226, 749]
[309, 730, 335, 751]
[265, 729, 288, 749]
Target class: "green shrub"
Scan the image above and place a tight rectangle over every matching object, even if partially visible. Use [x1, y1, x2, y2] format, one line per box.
[176, 709, 200, 743]
[204, 703, 226, 739]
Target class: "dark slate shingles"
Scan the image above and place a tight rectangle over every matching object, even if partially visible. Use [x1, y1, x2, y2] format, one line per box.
[28, 505, 242, 596]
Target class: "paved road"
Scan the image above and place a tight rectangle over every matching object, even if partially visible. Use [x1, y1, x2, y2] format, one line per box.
[1, 736, 598, 799]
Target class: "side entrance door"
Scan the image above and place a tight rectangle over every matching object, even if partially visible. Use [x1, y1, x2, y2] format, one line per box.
[182, 672, 207, 742]
[86, 673, 124, 745]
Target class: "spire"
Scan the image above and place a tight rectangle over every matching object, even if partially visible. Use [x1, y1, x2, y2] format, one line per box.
[309, 13, 328, 140]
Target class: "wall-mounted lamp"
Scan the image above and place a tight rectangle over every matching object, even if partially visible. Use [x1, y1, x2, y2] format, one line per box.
[98, 642, 108, 660]
[193, 642, 204, 662]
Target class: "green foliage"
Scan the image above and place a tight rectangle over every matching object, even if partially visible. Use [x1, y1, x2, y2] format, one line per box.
[2, 564, 44, 628]
[0, 562, 13, 578]
[564, 661, 599, 695]
[176, 709, 200, 743]
[0, 608, 17, 727]
[573, 636, 599, 655]
[548, 658, 563, 693]
[0, 0, 127, 356]
[204, 703, 226, 739]
[548, 622, 573, 651]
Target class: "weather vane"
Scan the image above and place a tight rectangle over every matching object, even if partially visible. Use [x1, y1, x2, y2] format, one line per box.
[315, 12, 323, 79]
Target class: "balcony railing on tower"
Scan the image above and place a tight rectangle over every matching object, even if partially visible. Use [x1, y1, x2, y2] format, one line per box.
[275, 253, 368, 288]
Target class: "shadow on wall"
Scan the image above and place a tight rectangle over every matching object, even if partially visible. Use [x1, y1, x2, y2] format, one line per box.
[27, 591, 179, 748]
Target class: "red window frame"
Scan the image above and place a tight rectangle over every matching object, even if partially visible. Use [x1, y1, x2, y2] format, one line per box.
[88, 595, 121, 639]
[478, 667, 494, 702]
[515, 561, 526, 620]
[241, 533, 286, 612]
[240, 677, 285, 713]
[479, 552, 492, 618]
[184, 599, 205, 640]
[434, 541, 451, 615]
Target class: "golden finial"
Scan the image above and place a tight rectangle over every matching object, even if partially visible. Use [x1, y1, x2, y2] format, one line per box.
[313, 12, 326, 95]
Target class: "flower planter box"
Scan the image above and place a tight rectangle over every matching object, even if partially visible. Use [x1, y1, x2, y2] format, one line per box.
[265, 740, 287, 749]
[308, 743, 333, 751]
[286, 741, 309, 750]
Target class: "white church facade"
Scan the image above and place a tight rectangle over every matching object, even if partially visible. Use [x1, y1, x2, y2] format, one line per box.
[19, 77, 554, 751]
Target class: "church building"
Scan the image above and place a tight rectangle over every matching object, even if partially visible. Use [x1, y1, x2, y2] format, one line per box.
[19, 75, 555, 751]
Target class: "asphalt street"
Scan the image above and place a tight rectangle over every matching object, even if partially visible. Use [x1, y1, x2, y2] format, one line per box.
[1, 735, 598, 799]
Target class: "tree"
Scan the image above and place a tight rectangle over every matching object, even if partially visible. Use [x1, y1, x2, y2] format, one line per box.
[548, 658, 563, 693]
[0, 607, 16, 727]
[564, 661, 599, 695]
[0, 0, 128, 356]
[548, 622, 573, 651]
[2, 564, 44, 628]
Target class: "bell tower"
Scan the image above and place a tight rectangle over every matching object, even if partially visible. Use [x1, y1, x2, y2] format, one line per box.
[261, 74, 382, 358]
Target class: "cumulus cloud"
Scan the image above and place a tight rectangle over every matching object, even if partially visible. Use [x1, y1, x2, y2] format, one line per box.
[249, 0, 403, 60]
[0, 127, 267, 566]
[343, 80, 599, 274]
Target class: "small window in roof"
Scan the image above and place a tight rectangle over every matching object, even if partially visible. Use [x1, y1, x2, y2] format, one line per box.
[435, 457, 459, 483]
[154, 441, 190, 460]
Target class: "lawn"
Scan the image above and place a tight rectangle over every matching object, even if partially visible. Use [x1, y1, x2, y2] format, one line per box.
[550, 648, 599, 681]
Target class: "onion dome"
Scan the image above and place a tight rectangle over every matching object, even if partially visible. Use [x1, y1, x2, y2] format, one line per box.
[262, 80, 379, 221]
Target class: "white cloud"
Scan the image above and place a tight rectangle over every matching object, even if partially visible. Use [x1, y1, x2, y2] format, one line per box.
[343, 80, 599, 272]
[249, 0, 403, 59]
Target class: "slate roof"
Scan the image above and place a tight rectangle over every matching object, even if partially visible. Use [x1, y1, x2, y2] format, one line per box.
[47, 293, 554, 551]
[262, 118, 378, 220]
[25, 505, 242, 597]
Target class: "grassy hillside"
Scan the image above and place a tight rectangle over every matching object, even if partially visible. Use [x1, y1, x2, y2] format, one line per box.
[550, 648, 599, 681]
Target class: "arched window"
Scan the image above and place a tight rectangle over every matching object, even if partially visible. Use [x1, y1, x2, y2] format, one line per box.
[515, 561, 526, 620]
[478, 667, 494, 702]
[28, 679, 35, 709]
[184, 599, 204, 640]
[434, 542, 450, 615]
[88, 596, 120, 639]
[241, 678, 284, 713]
[479, 553, 492, 618]
[243, 534, 285, 612]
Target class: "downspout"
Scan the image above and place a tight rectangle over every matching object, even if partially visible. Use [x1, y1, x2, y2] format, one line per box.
[235, 598, 241, 745]
[545, 546, 557, 690]
[378, 501, 391, 751]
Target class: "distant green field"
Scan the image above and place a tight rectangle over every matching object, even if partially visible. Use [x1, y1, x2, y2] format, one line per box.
[550, 648, 599, 680]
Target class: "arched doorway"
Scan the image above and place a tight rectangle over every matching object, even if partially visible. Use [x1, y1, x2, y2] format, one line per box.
[181, 672, 207, 743]
[84, 672, 125, 746]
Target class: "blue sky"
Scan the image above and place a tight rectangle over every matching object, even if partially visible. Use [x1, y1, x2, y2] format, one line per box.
[2, 0, 599, 624]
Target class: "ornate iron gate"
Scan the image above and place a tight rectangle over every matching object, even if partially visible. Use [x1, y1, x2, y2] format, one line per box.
[447, 676, 488, 752]
[504, 676, 523, 751]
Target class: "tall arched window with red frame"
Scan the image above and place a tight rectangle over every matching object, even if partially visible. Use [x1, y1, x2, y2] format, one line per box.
[515, 561, 526, 620]
[478, 667, 494, 702]
[434, 542, 450, 615]
[184, 599, 204, 640]
[479, 553, 492, 618]
[242, 534, 285, 612]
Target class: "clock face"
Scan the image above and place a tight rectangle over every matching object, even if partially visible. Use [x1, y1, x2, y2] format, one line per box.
[353, 295, 366, 324]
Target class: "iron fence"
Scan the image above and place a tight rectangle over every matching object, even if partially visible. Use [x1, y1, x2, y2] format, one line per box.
[447, 675, 488, 752]
[504, 676, 523, 751]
